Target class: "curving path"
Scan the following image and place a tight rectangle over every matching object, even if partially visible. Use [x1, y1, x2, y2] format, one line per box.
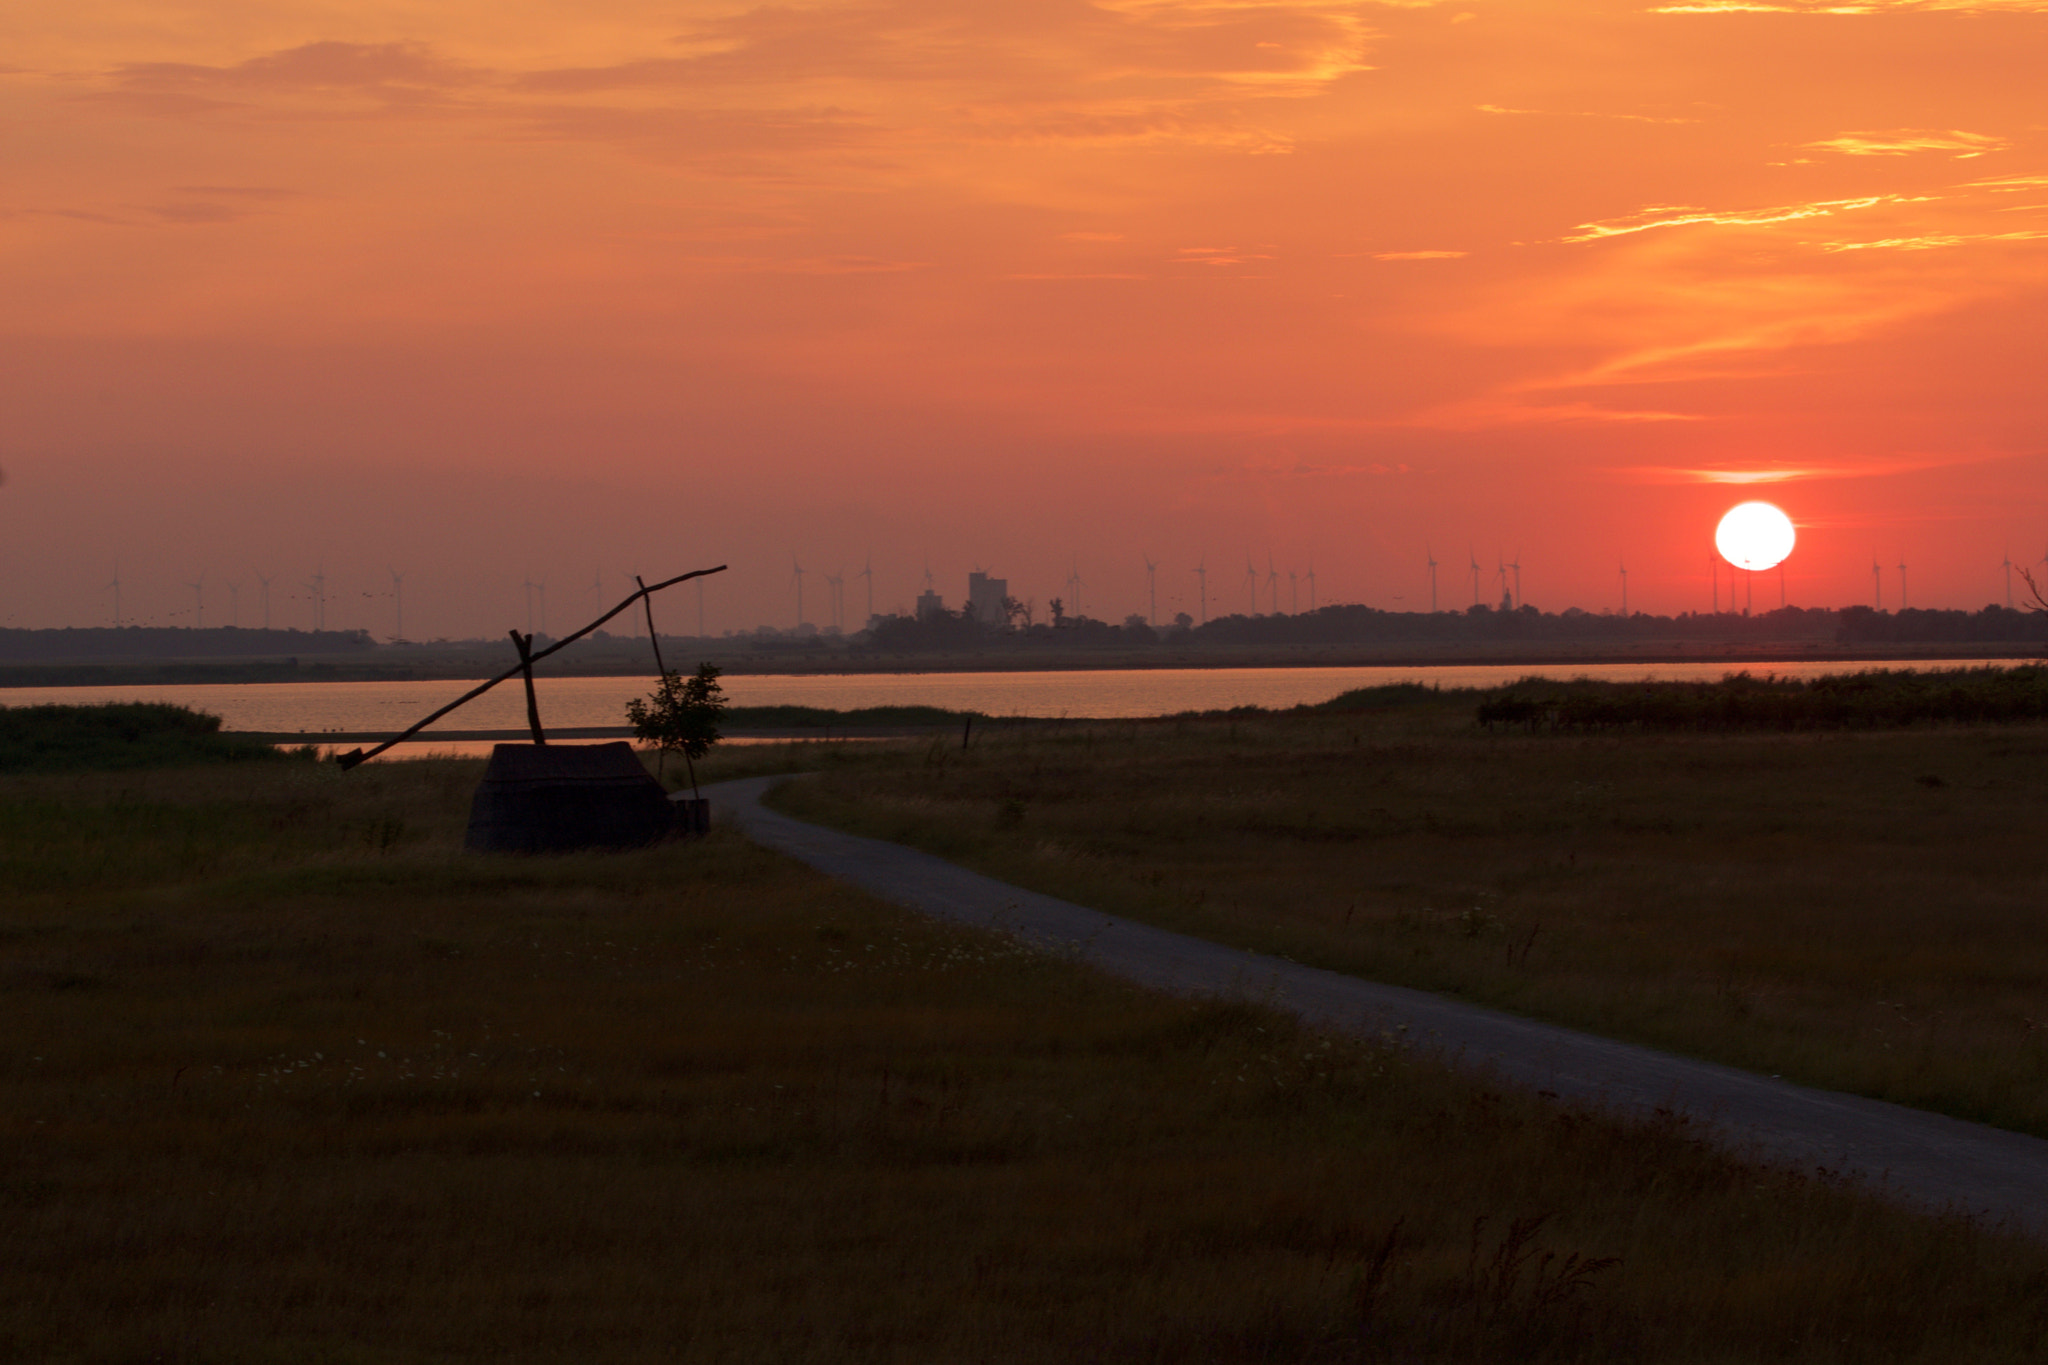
[711, 774, 2048, 1236]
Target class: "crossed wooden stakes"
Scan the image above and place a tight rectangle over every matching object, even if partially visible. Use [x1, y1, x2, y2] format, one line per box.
[332, 565, 728, 771]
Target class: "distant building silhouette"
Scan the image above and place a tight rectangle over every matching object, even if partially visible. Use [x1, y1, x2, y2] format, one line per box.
[967, 572, 1008, 627]
[915, 589, 946, 621]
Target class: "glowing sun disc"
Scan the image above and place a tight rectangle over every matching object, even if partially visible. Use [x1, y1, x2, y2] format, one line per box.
[1716, 501, 1796, 571]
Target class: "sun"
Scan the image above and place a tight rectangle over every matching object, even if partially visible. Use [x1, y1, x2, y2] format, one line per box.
[1715, 501, 1796, 571]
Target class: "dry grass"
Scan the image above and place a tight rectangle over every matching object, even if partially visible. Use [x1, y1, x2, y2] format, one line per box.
[774, 708, 2048, 1137]
[8, 751, 2048, 1361]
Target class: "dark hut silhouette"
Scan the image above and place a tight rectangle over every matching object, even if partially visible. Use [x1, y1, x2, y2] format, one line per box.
[464, 741, 676, 853]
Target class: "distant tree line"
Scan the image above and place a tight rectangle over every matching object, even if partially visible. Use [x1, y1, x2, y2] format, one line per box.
[844, 601, 2048, 653]
[0, 626, 376, 663]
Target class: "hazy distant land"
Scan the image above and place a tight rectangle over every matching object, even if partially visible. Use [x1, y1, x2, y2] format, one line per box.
[2, 601, 2042, 688]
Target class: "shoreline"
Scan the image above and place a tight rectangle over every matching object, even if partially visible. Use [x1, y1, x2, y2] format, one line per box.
[3, 639, 2041, 689]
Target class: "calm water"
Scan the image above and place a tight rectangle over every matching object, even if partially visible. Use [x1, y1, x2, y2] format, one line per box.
[0, 659, 2013, 755]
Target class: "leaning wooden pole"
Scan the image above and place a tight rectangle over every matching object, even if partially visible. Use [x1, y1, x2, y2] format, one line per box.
[510, 630, 547, 744]
[333, 564, 727, 769]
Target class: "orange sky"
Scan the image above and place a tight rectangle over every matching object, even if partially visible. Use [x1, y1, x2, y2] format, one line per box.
[3, 0, 2045, 635]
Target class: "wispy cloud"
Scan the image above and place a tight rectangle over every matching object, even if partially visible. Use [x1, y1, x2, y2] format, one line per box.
[1174, 245, 1276, 265]
[1374, 249, 1467, 260]
[1806, 129, 2009, 157]
[1478, 103, 1700, 124]
[1967, 174, 2048, 192]
[1620, 454, 2010, 483]
[1620, 465, 1845, 484]
[1653, 0, 2048, 12]
[113, 41, 477, 94]
[1821, 229, 2048, 251]
[1565, 195, 1911, 242]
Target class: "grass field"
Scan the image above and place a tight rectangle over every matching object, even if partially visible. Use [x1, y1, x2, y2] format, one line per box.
[9, 747, 2048, 1360]
[773, 698, 2048, 1140]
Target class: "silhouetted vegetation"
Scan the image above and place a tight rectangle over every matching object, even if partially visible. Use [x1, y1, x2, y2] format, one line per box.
[1468, 666, 2048, 733]
[627, 663, 728, 793]
[0, 625, 374, 662]
[725, 703, 979, 728]
[0, 702, 316, 772]
[845, 599, 2048, 655]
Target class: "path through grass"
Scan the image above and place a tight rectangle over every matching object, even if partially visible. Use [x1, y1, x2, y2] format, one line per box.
[774, 705, 2048, 1138]
[7, 752, 2048, 1360]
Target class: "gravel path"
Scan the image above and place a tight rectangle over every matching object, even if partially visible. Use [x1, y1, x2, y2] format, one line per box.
[713, 774, 2048, 1236]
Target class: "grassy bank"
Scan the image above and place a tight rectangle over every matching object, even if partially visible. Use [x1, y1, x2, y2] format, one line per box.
[1464, 665, 2048, 732]
[9, 755, 2048, 1358]
[773, 696, 2048, 1138]
[0, 701, 319, 772]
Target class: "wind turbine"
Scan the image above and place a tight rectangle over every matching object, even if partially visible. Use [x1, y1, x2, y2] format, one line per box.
[536, 579, 548, 637]
[1142, 553, 1158, 625]
[1243, 556, 1258, 615]
[1287, 567, 1298, 615]
[792, 559, 807, 628]
[257, 572, 273, 630]
[1193, 559, 1208, 625]
[107, 563, 122, 627]
[826, 570, 845, 632]
[389, 568, 404, 641]
[189, 574, 205, 630]
[1507, 551, 1522, 610]
[1425, 546, 1438, 614]
[2004, 549, 2015, 608]
[1872, 558, 1883, 611]
[1711, 553, 1719, 614]
[590, 568, 604, 609]
[1266, 555, 1280, 615]
[1619, 560, 1628, 617]
[1306, 559, 1317, 611]
[308, 566, 327, 630]
[859, 555, 875, 626]
[1469, 549, 1481, 607]
[1066, 560, 1085, 618]
[226, 579, 242, 629]
[1897, 555, 1909, 611]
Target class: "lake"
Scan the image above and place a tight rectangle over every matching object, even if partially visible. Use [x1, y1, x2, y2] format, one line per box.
[0, 659, 2018, 758]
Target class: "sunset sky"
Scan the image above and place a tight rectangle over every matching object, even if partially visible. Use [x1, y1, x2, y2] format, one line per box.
[3, 0, 2045, 637]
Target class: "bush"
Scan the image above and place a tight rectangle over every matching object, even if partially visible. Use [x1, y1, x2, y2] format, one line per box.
[0, 702, 314, 772]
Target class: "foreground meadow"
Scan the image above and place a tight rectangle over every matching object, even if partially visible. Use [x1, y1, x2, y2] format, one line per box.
[775, 700, 2048, 1137]
[7, 750, 2048, 1361]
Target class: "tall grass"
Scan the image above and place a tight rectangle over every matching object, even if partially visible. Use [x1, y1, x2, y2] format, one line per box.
[9, 756, 2048, 1359]
[0, 701, 317, 772]
[1463, 666, 2048, 732]
[774, 705, 2048, 1138]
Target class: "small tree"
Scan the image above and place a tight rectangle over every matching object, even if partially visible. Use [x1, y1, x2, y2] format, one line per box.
[626, 662, 726, 799]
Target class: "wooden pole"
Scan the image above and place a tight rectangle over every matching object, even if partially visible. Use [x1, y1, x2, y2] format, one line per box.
[636, 575, 669, 678]
[511, 630, 547, 744]
[333, 564, 726, 768]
